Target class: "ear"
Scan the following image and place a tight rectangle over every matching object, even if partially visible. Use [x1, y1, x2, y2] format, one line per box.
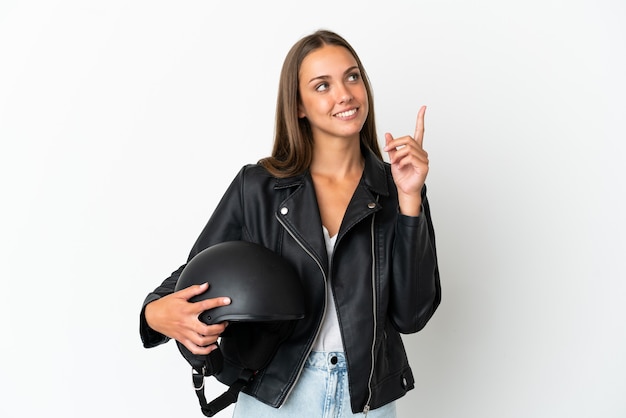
[297, 103, 306, 119]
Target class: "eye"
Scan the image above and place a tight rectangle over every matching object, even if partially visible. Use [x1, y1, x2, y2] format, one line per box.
[315, 82, 329, 92]
[347, 72, 360, 82]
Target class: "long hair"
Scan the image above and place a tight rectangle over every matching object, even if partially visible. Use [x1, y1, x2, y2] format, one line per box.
[258, 30, 382, 178]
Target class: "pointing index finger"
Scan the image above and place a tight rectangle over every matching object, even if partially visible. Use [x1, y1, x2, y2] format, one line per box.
[414, 105, 427, 148]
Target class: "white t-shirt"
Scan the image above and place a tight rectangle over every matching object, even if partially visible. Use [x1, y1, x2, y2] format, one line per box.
[311, 226, 344, 352]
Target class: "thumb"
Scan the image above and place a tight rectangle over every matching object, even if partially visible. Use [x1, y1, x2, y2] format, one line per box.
[384, 132, 395, 153]
[384, 132, 394, 146]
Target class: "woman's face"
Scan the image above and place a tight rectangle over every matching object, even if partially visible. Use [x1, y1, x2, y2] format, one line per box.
[298, 44, 368, 143]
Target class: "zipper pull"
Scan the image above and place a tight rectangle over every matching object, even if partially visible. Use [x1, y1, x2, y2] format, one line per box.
[363, 405, 370, 416]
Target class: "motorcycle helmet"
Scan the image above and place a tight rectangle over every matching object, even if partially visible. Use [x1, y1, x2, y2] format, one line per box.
[174, 240, 305, 324]
[173, 241, 305, 417]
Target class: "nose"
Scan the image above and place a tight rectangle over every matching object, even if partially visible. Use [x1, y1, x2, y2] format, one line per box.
[336, 83, 353, 104]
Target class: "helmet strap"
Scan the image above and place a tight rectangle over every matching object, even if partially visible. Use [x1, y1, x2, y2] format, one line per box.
[192, 364, 256, 417]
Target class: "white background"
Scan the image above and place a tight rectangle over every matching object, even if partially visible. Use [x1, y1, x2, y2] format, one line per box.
[1, 1, 625, 417]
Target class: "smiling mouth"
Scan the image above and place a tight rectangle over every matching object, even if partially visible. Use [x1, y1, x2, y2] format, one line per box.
[334, 108, 358, 118]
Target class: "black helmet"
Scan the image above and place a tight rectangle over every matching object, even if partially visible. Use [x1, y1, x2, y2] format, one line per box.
[175, 240, 305, 324]
[174, 241, 305, 417]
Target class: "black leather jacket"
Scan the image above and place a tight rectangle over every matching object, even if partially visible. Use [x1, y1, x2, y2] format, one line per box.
[140, 148, 441, 414]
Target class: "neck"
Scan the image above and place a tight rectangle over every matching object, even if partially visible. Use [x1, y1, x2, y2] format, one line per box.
[310, 137, 363, 178]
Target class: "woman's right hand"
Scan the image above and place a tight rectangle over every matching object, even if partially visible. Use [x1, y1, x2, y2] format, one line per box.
[144, 282, 231, 355]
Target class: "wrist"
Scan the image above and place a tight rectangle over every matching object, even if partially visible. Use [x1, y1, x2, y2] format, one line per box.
[398, 193, 422, 217]
[144, 300, 161, 332]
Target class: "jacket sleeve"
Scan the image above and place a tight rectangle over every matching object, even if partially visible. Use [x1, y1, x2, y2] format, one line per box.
[389, 185, 441, 334]
[139, 166, 249, 348]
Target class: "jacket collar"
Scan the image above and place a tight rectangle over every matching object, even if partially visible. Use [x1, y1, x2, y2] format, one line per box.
[360, 145, 389, 196]
[272, 145, 389, 270]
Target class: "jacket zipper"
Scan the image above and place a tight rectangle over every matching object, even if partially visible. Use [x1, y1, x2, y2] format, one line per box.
[275, 213, 328, 406]
[363, 209, 377, 415]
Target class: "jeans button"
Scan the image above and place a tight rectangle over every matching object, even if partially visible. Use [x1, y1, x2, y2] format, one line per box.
[330, 356, 338, 365]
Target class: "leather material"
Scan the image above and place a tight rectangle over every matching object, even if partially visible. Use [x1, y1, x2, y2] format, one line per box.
[141, 147, 441, 413]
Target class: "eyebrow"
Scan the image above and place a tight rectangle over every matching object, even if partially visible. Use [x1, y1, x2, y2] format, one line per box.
[307, 66, 360, 85]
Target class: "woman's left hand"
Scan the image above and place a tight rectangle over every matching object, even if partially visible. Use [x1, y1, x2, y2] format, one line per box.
[384, 105, 429, 216]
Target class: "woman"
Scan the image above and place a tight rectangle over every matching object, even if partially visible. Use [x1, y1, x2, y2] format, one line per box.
[140, 29, 441, 417]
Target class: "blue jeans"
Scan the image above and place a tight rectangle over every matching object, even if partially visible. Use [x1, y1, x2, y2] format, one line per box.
[232, 351, 396, 418]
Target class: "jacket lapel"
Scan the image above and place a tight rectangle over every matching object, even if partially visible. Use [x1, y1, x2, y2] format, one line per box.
[275, 173, 328, 272]
[337, 147, 389, 242]
[273, 147, 390, 270]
